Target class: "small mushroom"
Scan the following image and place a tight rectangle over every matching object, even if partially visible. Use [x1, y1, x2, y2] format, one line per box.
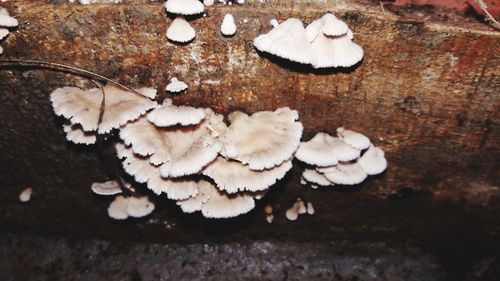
[0, 28, 9, 40]
[318, 162, 368, 185]
[337, 127, 371, 150]
[107, 195, 129, 220]
[176, 180, 212, 213]
[285, 201, 300, 221]
[126, 196, 155, 218]
[147, 101, 206, 127]
[301, 168, 332, 187]
[63, 123, 97, 145]
[0, 9, 18, 27]
[297, 198, 307, 214]
[221, 13, 237, 36]
[165, 77, 188, 93]
[19, 187, 33, 203]
[306, 202, 315, 215]
[295, 132, 360, 166]
[164, 0, 205, 15]
[166, 17, 196, 43]
[91, 180, 121, 195]
[358, 145, 387, 175]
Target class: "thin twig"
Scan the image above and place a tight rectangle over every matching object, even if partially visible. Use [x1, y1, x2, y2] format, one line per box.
[476, 0, 500, 30]
[0, 59, 149, 98]
[380, 1, 386, 15]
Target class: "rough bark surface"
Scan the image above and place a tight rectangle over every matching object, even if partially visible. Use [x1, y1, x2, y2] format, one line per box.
[0, 0, 499, 270]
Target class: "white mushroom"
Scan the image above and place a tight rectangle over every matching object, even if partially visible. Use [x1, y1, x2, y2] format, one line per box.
[221, 107, 303, 170]
[197, 180, 256, 219]
[63, 123, 97, 145]
[202, 156, 292, 194]
[147, 102, 206, 127]
[221, 13, 237, 36]
[91, 180, 121, 195]
[297, 199, 307, 214]
[0, 9, 18, 27]
[176, 180, 212, 213]
[164, 0, 205, 15]
[107, 195, 129, 220]
[254, 18, 312, 64]
[306, 202, 315, 215]
[50, 85, 157, 134]
[165, 77, 188, 93]
[301, 168, 332, 187]
[358, 145, 387, 175]
[19, 187, 33, 203]
[285, 201, 300, 221]
[126, 196, 155, 218]
[166, 17, 196, 43]
[309, 29, 363, 68]
[295, 132, 360, 166]
[337, 127, 371, 150]
[318, 162, 368, 185]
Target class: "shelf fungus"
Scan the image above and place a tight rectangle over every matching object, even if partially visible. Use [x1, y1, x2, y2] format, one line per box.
[91, 180, 122, 196]
[165, 77, 188, 93]
[220, 107, 303, 170]
[164, 0, 204, 43]
[296, 129, 387, 188]
[254, 13, 363, 69]
[107, 194, 155, 220]
[50, 85, 157, 144]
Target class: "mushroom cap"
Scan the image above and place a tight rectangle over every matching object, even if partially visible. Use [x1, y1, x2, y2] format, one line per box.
[51, 85, 157, 134]
[221, 107, 303, 170]
[337, 127, 371, 150]
[295, 132, 340, 167]
[0, 28, 8, 40]
[358, 145, 387, 175]
[147, 103, 206, 127]
[116, 143, 198, 200]
[91, 180, 121, 195]
[0, 12, 18, 27]
[166, 17, 196, 43]
[320, 13, 349, 37]
[310, 32, 363, 69]
[166, 77, 189, 92]
[301, 168, 332, 186]
[202, 156, 292, 194]
[19, 187, 33, 203]
[318, 162, 367, 185]
[176, 180, 213, 213]
[164, 0, 205, 15]
[63, 123, 97, 145]
[107, 195, 129, 220]
[253, 18, 312, 64]
[221, 13, 237, 36]
[285, 202, 300, 221]
[126, 196, 155, 218]
[306, 202, 315, 215]
[199, 180, 256, 219]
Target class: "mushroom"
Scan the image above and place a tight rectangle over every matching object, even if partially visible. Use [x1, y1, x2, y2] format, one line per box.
[253, 18, 312, 64]
[19, 187, 33, 203]
[165, 77, 188, 93]
[337, 127, 371, 150]
[318, 162, 368, 185]
[285, 201, 300, 221]
[147, 101, 206, 127]
[220, 107, 303, 170]
[358, 145, 387, 175]
[301, 168, 332, 187]
[220, 13, 237, 36]
[306, 202, 315, 215]
[176, 180, 212, 213]
[107, 195, 129, 220]
[202, 156, 292, 194]
[116, 143, 198, 200]
[164, 0, 204, 44]
[295, 132, 360, 166]
[50, 85, 157, 134]
[91, 180, 121, 195]
[62, 123, 97, 145]
[0, 8, 18, 27]
[126, 196, 155, 218]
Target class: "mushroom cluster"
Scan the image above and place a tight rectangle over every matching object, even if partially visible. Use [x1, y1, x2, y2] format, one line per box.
[254, 13, 363, 69]
[296, 128, 387, 188]
[0, 7, 18, 55]
[164, 0, 205, 43]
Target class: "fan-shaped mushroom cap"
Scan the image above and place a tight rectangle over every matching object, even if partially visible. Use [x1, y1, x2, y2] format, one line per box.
[120, 111, 225, 176]
[166, 17, 196, 43]
[176, 180, 213, 213]
[320, 13, 349, 37]
[295, 132, 339, 166]
[358, 145, 387, 175]
[166, 77, 188, 93]
[19, 187, 33, 203]
[310, 31, 363, 69]
[221, 107, 303, 170]
[0, 28, 8, 40]
[202, 156, 292, 194]
[107, 195, 129, 220]
[164, 0, 205, 15]
[126, 196, 155, 218]
[116, 143, 198, 200]
[318, 162, 367, 185]
[0, 11, 18, 27]
[51, 85, 157, 134]
[200, 180, 256, 219]
[221, 13, 237, 36]
[63, 123, 97, 145]
[91, 180, 121, 195]
[253, 18, 312, 64]
[147, 103, 206, 127]
[337, 127, 371, 150]
[302, 168, 332, 186]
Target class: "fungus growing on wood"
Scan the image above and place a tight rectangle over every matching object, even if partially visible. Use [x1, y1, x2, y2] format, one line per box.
[91, 180, 121, 195]
[147, 100, 206, 127]
[164, 0, 204, 44]
[126, 196, 155, 218]
[337, 127, 371, 150]
[166, 17, 196, 43]
[63, 123, 97, 145]
[164, 0, 205, 15]
[176, 180, 212, 213]
[107, 195, 129, 220]
[221, 13, 237, 36]
[301, 168, 332, 187]
[285, 200, 300, 221]
[165, 77, 188, 93]
[50, 85, 157, 134]
[0, 7, 18, 55]
[318, 162, 368, 185]
[358, 145, 388, 175]
[220, 107, 303, 170]
[295, 132, 359, 166]
[254, 18, 312, 64]
[202, 156, 292, 194]
[264, 204, 273, 223]
[19, 187, 33, 203]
